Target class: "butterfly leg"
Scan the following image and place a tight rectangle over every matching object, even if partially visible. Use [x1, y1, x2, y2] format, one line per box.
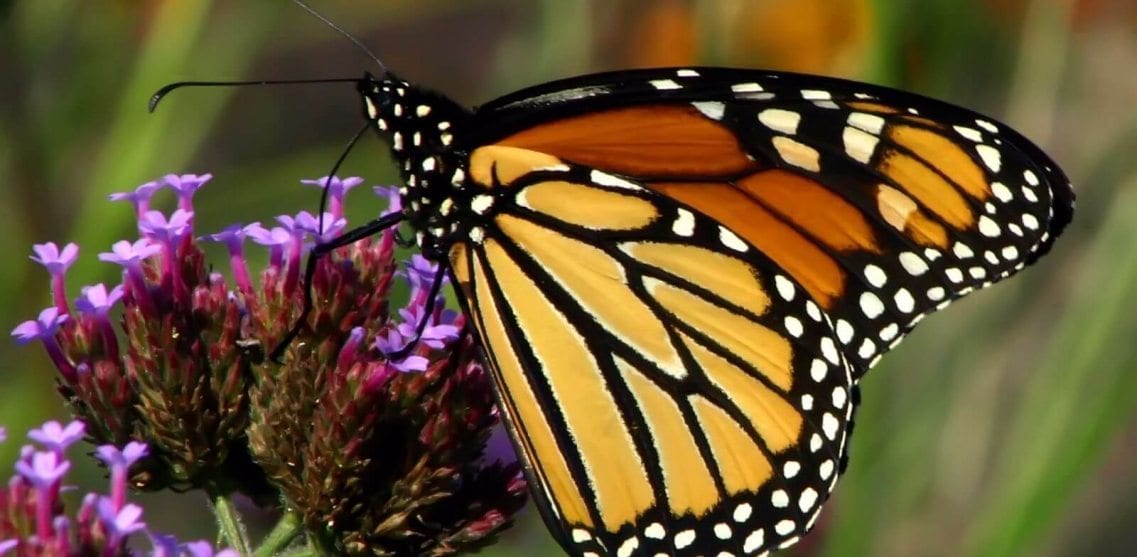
[270, 211, 405, 362]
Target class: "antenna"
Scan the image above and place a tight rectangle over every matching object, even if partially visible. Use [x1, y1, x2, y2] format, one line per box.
[291, 0, 388, 74]
[149, 77, 361, 112]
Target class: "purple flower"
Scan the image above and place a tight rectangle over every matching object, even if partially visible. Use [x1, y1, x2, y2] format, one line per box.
[109, 180, 163, 218]
[99, 239, 162, 312]
[396, 306, 460, 350]
[95, 441, 148, 469]
[0, 539, 16, 554]
[98, 238, 162, 268]
[11, 307, 75, 380]
[30, 242, 79, 275]
[244, 223, 292, 269]
[373, 330, 429, 373]
[16, 450, 71, 489]
[28, 420, 86, 453]
[164, 173, 212, 212]
[182, 541, 240, 557]
[75, 284, 125, 360]
[139, 209, 194, 243]
[31, 242, 79, 313]
[301, 176, 363, 221]
[294, 211, 347, 243]
[11, 307, 68, 345]
[402, 254, 441, 300]
[96, 498, 146, 540]
[373, 185, 403, 215]
[148, 533, 181, 557]
[75, 283, 125, 317]
[0, 427, 6, 443]
[206, 224, 254, 295]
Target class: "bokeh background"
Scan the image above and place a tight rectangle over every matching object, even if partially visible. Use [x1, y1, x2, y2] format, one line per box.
[1, 0, 1135, 556]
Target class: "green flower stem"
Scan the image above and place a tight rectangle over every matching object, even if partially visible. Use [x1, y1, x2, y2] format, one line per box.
[254, 511, 304, 557]
[211, 494, 252, 557]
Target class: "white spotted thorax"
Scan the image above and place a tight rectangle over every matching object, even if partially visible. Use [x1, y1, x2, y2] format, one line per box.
[359, 72, 474, 259]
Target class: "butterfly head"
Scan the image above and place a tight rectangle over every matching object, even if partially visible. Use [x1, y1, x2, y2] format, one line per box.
[358, 72, 475, 258]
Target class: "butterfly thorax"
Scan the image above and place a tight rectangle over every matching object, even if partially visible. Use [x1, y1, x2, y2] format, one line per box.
[358, 72, 476, 259]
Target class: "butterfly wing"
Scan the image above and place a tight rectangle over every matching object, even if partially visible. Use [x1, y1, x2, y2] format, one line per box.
[470, 67, 1073, 378]
[449, 149, 855, 555]
[444, 68, 1072, 556]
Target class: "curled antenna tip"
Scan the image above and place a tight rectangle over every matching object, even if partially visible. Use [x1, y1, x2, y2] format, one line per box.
[148, 83, 180, 113]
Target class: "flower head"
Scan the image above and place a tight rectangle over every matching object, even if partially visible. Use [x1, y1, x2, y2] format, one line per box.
[14, 173, 525, 555]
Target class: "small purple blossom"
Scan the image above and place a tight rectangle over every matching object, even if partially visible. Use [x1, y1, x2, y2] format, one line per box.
[244, 223, 292, 269]
[301, 176, 363, 221]
[182, 540, 241, 557]
[30, 242, 79, 276]
[75, 283, 125, 317]
[0, 539, 17, 554]
[164, 173, 212, 212]
[11, 308, 68, 345]
[30, 242, 79, 313]
[96, 441, 149, 511]
[11, 308, 75, 380]
[373, 330, 430, 373]
[206, 224, 254, 295]
[373, 185, 403, 215]
[109, 180, 163, 218]
[96, 499, 146, 540]
[99, 239, 162, 312]
[139, 209, 194, 243]
[293, 211, 347, 243]
[95, 441, 148, 469]
[396, 306, 461, 350]
[402, 254, 441, 298]
[16, 451, 71, 490]
[98, 239, 162, 268]
[28, 420, 86, 453]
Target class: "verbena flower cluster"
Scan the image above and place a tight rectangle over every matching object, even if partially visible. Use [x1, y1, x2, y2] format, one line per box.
[0, 419, 235, 556]
[11, 174, 526, 556]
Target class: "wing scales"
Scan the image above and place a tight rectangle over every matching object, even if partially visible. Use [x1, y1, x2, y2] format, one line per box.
[448, 147, 856, 555]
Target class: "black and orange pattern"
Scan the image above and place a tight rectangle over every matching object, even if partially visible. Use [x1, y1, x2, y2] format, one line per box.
[341, 67, 1074, 556]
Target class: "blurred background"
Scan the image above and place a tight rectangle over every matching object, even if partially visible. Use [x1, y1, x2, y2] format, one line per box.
[1, 0, 1135, 556]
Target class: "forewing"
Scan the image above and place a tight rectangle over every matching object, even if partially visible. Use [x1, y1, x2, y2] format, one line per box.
[471, 67, 1074, 379]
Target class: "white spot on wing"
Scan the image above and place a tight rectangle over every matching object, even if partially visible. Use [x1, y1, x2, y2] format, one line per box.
[899, 252, 928, 276]
[774, 275, 796, 301]
[772, 136, 821, 172]
[976, 144, 1003, 172]
[471, 195, 494, 215]
[672, 209, 695, 237]
[801, 89, 832, 100]
[649, 79, 681, 90]
[758, 109, 801, 135]
[693, 101, 726, 120]
[848, 112, 886, 134]
[719, 227, 749, 252]
[590, 170, 641, 190]
[731, 82, 764, 93]
[676, 69, 699, 77]
[976, 119, 999, 133]
[953, 125, 983, 142]
[843, 126, 879, 164]
[859, 292, 885, 319]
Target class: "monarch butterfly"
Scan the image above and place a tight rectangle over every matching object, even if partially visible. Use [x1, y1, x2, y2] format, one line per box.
[246, 60, 1072, 555]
